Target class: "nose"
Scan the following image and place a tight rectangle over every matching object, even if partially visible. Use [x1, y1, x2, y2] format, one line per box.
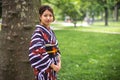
[47, 16, 50, 20]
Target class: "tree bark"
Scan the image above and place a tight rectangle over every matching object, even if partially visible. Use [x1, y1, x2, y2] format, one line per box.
[104, 7, 108, 26]
[114, 3, 119, 21]
[0, 0, 41, 80]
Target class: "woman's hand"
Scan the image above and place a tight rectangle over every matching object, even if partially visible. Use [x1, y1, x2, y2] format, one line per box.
[57, 56, 61, 69]
[50, 56, 61, 72]
[50, 63, 60, 72]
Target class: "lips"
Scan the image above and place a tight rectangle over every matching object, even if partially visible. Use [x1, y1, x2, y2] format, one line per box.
[46, 20, 51, 23]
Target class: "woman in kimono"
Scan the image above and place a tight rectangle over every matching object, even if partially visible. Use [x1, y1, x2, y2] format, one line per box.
[29, 5, 61, 80]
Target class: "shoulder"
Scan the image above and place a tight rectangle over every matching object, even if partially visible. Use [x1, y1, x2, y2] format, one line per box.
[36, 25, 42, 29]
[34, 25, 44, 31]
[31, 25, 43, 35]
[36, 25, 47, 31]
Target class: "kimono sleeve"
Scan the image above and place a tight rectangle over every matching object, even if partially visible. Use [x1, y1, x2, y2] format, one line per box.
[29, 29, 52, 72]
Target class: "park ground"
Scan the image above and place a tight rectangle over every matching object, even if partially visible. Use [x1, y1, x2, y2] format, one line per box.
[51, 21, 120, 34]
[51, 21, 120, 80]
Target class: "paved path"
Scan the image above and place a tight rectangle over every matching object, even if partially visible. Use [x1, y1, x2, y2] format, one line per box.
[52, 21, 120, 34]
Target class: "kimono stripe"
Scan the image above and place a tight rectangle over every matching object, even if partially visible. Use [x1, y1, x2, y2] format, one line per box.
[29, 25, 60, 80]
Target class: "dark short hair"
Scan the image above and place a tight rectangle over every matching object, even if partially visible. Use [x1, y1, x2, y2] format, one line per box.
[39, 5, 55, 21]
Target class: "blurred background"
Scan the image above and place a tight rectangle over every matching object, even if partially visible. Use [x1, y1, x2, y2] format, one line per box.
[42, 0, 120, 27]
[0, 0, 120, 80]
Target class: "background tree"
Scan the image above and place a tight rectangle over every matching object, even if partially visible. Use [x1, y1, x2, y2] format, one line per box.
[0, 0, 41, 80]
[43, 0, 120, 26]
[0, 0, 2, 18]
[114, 1, 120, 21]
[80, 0, 120, 26]
[43, 0, 83, 27]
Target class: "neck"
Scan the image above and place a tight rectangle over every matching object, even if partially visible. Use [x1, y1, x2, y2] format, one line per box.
[40, 23, 50, 30]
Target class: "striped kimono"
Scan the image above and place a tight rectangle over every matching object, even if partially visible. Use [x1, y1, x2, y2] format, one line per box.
[29, 25, 60, 80]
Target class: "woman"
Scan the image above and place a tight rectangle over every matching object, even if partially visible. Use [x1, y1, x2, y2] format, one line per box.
[29, 5, 61, 80]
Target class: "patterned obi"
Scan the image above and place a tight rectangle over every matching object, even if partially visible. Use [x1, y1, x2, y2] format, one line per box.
[45, 44, 58, 58]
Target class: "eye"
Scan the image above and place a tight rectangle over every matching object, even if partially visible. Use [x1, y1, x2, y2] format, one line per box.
[49, 14, 53, 17]
[44, 15, 47, 17]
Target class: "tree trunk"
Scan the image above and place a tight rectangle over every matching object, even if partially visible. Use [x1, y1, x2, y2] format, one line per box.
[114, 3, 119, 21]
[0, 1, 2, 17]
[0, 0, 41, 80]
[104, 7, 108, 26]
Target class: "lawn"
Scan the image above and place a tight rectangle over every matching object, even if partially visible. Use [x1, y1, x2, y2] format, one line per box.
[54, 29, 120, 80]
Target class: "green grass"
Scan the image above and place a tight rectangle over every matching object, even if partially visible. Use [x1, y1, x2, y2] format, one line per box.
[55, 30, 120, 80]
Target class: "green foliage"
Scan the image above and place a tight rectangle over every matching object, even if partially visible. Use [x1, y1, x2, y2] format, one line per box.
[42, 0, 120, 26]
[42, 0, 84, 21]
[54, 28, 120, 80]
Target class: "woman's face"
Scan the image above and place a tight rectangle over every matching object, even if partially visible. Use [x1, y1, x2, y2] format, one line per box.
[40, 10, 54, 27]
